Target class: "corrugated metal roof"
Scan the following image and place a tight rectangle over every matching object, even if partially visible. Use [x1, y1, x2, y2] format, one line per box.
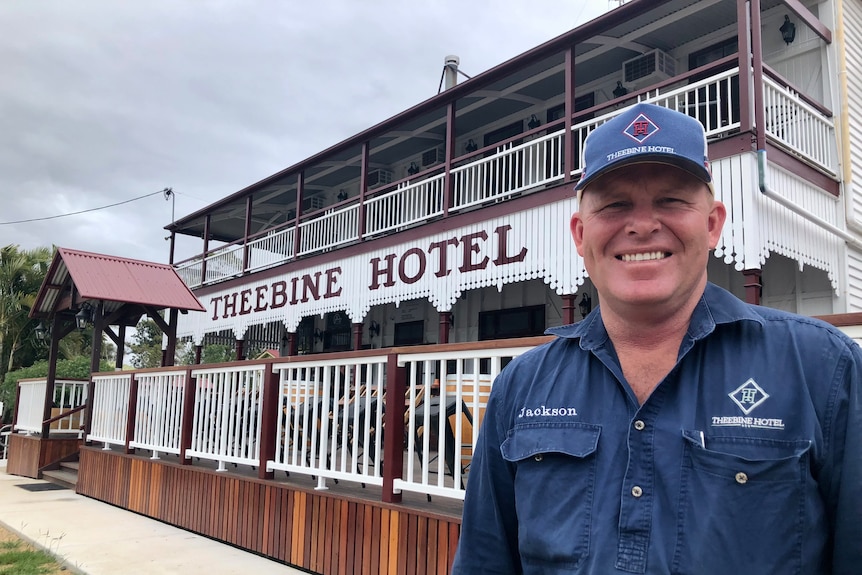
[32, 248, 205, 316]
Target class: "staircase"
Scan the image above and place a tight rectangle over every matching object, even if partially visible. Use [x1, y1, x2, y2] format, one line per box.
[41, 459, 79, 490]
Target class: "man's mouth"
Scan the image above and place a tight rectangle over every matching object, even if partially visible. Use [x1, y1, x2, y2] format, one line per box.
[618, 251, 669, 262]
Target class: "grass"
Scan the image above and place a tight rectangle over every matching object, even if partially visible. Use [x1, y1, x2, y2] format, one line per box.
[0, 538, 66, 574]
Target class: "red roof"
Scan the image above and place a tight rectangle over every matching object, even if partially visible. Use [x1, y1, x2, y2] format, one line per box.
[32, 247, 205, 316]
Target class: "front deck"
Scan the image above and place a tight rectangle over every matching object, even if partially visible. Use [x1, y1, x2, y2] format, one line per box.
[10, 338, 549, 575]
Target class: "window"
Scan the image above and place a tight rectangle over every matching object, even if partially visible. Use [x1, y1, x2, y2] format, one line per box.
[478, 305, 546, 341]
[394, 320, 425, 346]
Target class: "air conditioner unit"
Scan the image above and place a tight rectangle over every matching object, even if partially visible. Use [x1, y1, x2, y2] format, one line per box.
[421, 146, 445, 167]
[622, 49, 676, 88]
[366, 168, 393, 188]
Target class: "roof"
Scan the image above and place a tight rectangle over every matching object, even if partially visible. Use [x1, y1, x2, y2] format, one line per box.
[31, 247, 206, 317]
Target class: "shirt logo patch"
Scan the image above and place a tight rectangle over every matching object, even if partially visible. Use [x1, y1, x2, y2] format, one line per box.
[624, 113, 659, 144]
[729, 378, 769, 415]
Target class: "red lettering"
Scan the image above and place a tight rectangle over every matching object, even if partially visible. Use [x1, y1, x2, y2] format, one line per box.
[223, 293, 238, 318]
[239, 289, 253, 315]
[493, 225, 527, 266]
[271, 281, 288, 309]
[398, 248, 426, 284]
[254, 285, 268, 312]
[289, 276, 300, 305]
[324, 267, 343, 298]
[301, 272, 322, 303]
[369, 254, 397, 289]
[458, 231, 489, 273]
[428, 237, 459, 277]
[210, 296, 222, 321]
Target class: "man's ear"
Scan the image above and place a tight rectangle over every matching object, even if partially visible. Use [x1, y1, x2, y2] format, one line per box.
[707, 200, 727, 249]
[571, 212, 585, 256]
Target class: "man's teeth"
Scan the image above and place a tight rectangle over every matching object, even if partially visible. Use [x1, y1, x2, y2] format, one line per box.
[621, 251, 666, 262]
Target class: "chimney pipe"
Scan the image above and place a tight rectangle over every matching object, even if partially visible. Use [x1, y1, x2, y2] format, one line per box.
[444, 55, 460, 90]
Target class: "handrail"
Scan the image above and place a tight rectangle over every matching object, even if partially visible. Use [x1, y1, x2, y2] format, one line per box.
[43, 404, 86, 427]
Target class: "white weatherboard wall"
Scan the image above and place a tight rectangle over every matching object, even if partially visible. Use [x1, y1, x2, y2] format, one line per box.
[177, 198, 586, 344]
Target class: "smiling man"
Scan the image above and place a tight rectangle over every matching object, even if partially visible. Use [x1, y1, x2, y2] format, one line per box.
[452, 103, 861, 574]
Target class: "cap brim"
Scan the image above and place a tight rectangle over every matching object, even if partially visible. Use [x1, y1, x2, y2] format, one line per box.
[575, 155, 712, 197]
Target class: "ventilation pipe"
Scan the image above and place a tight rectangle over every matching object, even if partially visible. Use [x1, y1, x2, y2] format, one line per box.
[444, 55, 460, 90]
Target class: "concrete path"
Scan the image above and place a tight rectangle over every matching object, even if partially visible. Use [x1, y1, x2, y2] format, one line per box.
[0, 461, 310, 574]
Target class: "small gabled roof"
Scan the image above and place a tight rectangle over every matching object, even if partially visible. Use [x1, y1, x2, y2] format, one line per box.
[31, 247, 205, 318]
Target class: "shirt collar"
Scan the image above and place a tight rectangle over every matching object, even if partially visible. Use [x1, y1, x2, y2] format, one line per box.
[545, 282, 764, 351]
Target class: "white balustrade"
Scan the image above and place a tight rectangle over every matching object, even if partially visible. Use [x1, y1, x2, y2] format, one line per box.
[246, 226, 295, 273]
[14, 379, 47, 433]
[763, 76, 837, 176]
[204, 244, 244, 283]
[130, 370, 187, 457]
[268, 356, 387, 490]
[176, 259, 203, 288]
[186, 364, 265, 470]
[394, 345, 533, 501]
[451, 130, 565, 211]
[298, 204, 360, 255]
[88, 374, 132, 448]
[365, 175, 446, 235]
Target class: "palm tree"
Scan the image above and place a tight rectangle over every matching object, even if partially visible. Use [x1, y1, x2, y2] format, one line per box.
[0, 245, 52, 384]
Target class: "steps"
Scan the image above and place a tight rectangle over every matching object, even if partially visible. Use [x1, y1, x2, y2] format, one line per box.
[41, 460, 78, 490]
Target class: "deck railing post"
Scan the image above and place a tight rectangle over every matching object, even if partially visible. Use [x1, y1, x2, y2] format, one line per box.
[258, 362, 279, 480]
[179, 367, 196, 465]
[382, 352, 406, 503]
[124, 374, 139, 454]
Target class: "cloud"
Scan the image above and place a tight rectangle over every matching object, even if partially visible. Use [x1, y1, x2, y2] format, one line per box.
[0, 0, 608, 263]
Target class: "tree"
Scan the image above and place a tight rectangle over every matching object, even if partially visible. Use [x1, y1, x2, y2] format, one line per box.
[0, 245, 51, 385]
[127, 318, 164, 368]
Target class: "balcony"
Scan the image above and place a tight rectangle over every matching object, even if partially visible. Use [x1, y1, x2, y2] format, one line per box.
[174, 65, 837, 291]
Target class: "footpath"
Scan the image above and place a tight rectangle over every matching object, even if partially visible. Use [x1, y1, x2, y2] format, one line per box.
[0, 461, 310, 574]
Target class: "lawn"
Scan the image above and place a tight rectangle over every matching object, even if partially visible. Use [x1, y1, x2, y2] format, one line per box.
[0, 524, 67, 575]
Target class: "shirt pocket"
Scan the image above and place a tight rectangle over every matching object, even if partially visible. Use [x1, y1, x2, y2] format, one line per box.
[501, 422, 601, 571]
[673, 431, 815, 575]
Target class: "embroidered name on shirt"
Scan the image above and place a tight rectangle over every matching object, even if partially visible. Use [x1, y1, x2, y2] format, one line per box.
[711, 416, 785, 430]
[518, 405, 578, 418]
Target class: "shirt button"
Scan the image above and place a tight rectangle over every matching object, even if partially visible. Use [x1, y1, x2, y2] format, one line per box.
[633, 420, 645, 431]
[534, 454, 543, 462]
[735, 472, 748, 484]
[631, 485, 643, 498]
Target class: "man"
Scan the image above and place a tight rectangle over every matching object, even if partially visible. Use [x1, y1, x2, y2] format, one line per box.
[452, 103, 861, 574]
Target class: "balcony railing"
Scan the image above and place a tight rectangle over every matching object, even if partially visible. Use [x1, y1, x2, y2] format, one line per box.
[176, 67, 836, 289]
[14, 378, 88, 435]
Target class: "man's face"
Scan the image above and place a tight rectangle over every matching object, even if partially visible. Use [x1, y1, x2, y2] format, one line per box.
[571, 164, 726, 316]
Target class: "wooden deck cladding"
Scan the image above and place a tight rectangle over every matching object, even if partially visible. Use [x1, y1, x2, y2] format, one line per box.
[5, 434, 80, 479]
[77, 447, 460, 575]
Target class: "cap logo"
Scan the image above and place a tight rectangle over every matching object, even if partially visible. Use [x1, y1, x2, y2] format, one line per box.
[624, 113, 659, 144]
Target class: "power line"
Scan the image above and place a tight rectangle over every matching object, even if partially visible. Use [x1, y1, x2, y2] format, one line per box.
[0, 188, 172, 225]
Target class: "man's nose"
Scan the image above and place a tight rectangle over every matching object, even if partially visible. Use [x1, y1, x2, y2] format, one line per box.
[625, 204, 660, 234]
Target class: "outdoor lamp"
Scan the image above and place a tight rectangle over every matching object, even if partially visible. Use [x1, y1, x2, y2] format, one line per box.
[369, 320, 380, 337]
[465, 139, 478, 153]
[407, 162, 420, 176]
[780, 15, 796, 45]
[528, 114, 541, 130]
[75, 304, 92, 330]
[34, 321, 49, 341]
[613, 81, 628, 98]
[579, 293, 592, 318]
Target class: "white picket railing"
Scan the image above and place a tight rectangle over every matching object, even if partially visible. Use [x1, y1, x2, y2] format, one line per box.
[186, 364, 265, 471]
[298, 204, 360, 255]
[268, 355, 387, 490]
[365, 175, 446, 235]
[762, 75, 837, 176]
[130, 370, 187, 457]
[88, 374, 132, 448]
[14, 380, 47, 434]
[14, 379, 88, 434]
[394, 345, 533, 501]
[246, 227, 295, 272]
[451, 130, 565, 211]
[204, 244, 244, 283]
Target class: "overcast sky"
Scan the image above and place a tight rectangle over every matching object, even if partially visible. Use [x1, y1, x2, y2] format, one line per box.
[0, 1, 610, 265]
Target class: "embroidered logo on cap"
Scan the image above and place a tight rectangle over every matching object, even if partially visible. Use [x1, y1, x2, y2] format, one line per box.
[729, 378, 769, 415]
[623, 113, 660, 144]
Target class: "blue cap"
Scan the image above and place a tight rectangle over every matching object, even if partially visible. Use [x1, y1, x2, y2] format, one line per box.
[575, 103, 712, 194]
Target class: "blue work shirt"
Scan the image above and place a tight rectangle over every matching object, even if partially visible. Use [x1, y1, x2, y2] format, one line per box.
[452, 283, 861, 574]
